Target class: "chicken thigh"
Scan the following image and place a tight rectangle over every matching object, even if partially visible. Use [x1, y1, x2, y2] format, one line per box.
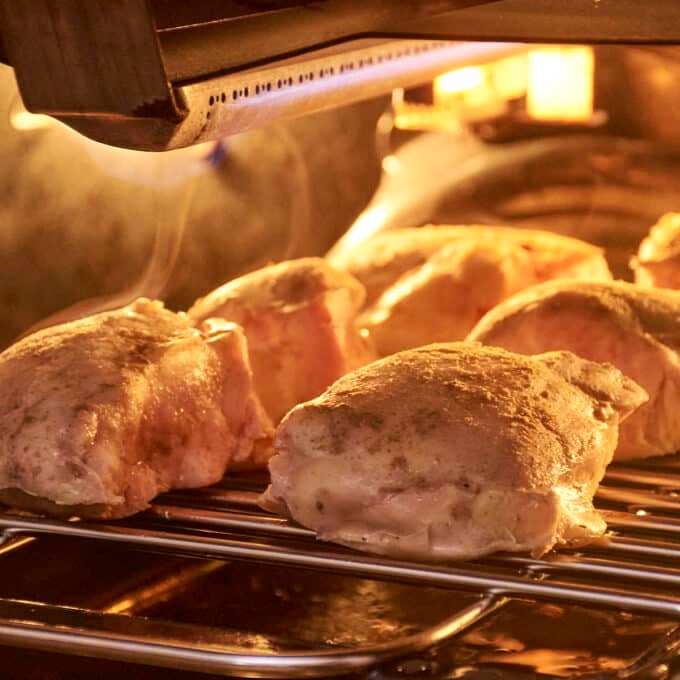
[330, 225, 611, 303]
[632, 213, 680, 289]
[469, 280, 680, 460]
[0, 299, 272, 519]
[189, 258, 375, 423]
[329, 226, 612, 356]
[260, 343, 645, 561]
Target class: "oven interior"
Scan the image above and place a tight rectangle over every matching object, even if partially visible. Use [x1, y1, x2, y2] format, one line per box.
[1, 3, 680, 678]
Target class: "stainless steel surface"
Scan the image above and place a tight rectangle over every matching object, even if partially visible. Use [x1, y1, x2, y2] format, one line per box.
[0, 455, 679, 677]
[174, 41, 525, 145]
[0, 596, 503, 679]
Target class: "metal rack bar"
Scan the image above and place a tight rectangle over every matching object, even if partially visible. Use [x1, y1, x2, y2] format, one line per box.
[602, 468, 680, 488]
[0, 532, 34, 556]
[1, 513, 679, 618]
[604, 511, 680, 535]
[597, 486, 680, 513]
[0, 595, 503, 678]
[485, 553, 680, 588]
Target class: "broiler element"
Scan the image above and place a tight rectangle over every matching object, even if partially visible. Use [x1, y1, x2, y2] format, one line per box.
[632, 212, 680, 289]
[468, 280, 680, 461]
[329, 226, 611, 356]
[0, 1, 528, 150]
[0, 299, 272, 519]
[260, 343, 645, 561]
[189, 258, 375, 423]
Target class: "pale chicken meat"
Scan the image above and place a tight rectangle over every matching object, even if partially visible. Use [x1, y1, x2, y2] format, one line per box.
[329, 225, 612, 356]
[632, 213, 680, 289]
[189, 258, 375, 423]
[469, 280, 680, 460]
[260, 343, 645, 561]
[330, 225, 612, 304]
[0, 299, 273, 519]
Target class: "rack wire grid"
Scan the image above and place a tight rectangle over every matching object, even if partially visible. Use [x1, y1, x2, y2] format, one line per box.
[0, 453, 679, 678]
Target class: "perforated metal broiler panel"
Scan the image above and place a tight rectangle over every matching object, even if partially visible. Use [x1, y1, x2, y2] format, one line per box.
[0, 454, 679, 678]
[6, 1, 680, 150]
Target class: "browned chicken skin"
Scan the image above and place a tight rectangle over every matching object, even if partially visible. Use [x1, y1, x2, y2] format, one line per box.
[0, 299, 272, 519]
[189, 258, 375, 423]
[328, 225, 612, 356]
[260, 343, 645, 561]
[469, 280, 680, 460]
[632, 213, 680, 289]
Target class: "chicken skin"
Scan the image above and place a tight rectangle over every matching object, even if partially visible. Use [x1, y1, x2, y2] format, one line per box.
[469, 281, 680, 460]
[189, 258, 375, 423]
[260, 343, 645, 561]
[328, 225, 612, 356]
[632, 213, 680, 289]
[0, 299, 273, 519]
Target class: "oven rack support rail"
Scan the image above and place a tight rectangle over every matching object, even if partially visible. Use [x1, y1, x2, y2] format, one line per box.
[0, 457, 679, 677]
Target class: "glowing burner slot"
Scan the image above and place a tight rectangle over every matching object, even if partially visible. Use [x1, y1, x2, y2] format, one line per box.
[527, 47, 594, 122]
[432, 55, 529, 123]
[435, 66, 485, 95]
[403, 46, 596, 132]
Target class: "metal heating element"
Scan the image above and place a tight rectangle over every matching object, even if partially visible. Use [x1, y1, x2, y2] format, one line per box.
[0, 455, 679, 677]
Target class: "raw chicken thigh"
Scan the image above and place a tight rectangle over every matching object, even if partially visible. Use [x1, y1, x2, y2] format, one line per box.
[632, 213, 680, 289]
[469, 280, 680, 460]
[0, 299, 272, 519]
[260, 343, 645, 561]
[189, 258, 375, 423]
[329, 225, 612, 356]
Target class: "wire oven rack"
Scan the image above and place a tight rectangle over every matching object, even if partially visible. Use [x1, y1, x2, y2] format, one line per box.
[0, 455, 679, 678]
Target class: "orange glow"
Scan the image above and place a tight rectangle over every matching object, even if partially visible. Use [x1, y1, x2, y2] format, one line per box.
[10, 97, 216, 173]
[435, 66, 484, 95]
[493, 55, 528, 100]
[429, 47, 594, 126]
[527, 47, 594, 121]
[433, 56, 529, 122]
[337, 206, 388, 252]
[10, 109, 56, 131]
[11, 95, 219, 186]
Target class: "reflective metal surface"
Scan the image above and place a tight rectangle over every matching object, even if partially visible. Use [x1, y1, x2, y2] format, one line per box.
[168, 41, 527, 150]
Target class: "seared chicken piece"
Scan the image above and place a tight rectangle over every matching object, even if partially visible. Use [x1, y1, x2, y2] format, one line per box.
[469, 280, 680, 460]
[329, 225, 612, 305]
[329, 226, 611, 356]
[632, 213, 680, 289]
[189, 258, 375, 423]
[260, 343, 645, 561]
[0, 299, 272, 519]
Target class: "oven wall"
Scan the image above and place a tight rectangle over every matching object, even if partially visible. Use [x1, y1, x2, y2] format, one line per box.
[0, 65, 385, 348]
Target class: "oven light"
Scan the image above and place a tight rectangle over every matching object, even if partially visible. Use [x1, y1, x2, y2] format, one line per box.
[527, 47, 594, 122]
[434, 66, 506, 121]
[435, 66, 485, 95]
[433, 57, 525, 123]
[493, 55, 528, 101]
